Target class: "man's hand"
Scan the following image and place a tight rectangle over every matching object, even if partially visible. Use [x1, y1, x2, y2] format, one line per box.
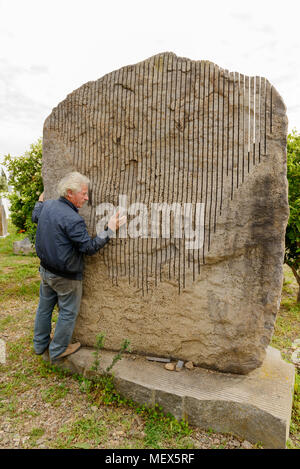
[38, 192, 44, 202]
[108, 210, 126, 232]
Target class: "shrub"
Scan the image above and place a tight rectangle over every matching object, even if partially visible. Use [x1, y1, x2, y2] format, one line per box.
[285, 130, 300, 302]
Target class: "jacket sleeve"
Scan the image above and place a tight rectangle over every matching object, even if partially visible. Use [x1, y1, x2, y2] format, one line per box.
[65, 218, 114, 255]
[32, 202, 44, 223]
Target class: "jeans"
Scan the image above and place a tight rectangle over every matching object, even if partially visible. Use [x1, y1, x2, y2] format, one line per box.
[33, 266, 82, 360]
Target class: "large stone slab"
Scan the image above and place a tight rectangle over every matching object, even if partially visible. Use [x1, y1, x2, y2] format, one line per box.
[44, 346, 295, 449]
[42, 52, 289, 374]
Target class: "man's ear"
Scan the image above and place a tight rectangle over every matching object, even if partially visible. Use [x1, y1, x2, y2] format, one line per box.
[66, 189, 73, 199]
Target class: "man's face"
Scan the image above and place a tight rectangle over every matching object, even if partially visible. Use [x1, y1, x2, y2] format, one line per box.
[67, 184, 89, 208]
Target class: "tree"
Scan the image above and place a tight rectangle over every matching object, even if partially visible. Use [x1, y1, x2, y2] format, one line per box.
[285, 130, 300, 302]
[3, 139, 43, 243]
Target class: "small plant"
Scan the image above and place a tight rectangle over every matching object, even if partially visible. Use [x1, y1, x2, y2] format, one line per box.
[105, 339, 131, 374]
[91, 333, 106, 372]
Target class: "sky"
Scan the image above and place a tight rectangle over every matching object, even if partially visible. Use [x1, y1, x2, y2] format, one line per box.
[0, 0, 299, 166]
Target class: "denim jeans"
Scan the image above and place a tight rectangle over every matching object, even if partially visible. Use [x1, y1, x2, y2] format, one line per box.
[33, 266, 82, 360]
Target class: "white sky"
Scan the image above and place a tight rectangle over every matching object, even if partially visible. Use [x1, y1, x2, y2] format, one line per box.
[0, 0, 299, 164]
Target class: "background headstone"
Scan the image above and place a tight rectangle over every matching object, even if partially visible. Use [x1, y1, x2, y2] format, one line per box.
[42, 52, 289, 374]
[13, 237, 34, 255]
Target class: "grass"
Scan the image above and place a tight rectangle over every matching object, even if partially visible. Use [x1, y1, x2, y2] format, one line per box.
[0, 224, 40, 302]
[0, 220, 299, 449]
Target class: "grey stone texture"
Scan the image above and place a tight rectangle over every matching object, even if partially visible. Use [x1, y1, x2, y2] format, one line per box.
[43, 346, 295, 448]
[42, 52, 289, 374]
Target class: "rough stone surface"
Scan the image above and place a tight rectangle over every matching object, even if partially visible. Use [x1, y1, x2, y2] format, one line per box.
[42, 52, 289, 374]
[185, 361, 194, 370]
[43, 346, 295, 449]
[0, 198, 8, 237]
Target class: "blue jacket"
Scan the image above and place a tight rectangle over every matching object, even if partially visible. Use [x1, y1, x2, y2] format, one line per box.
[32, 197, 113, 280]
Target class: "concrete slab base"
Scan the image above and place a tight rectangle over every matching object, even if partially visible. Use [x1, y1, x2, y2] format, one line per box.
[43, 346, 295, 448]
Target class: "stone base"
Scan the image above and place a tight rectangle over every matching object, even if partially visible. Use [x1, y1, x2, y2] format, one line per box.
[44, 346, 295, 448]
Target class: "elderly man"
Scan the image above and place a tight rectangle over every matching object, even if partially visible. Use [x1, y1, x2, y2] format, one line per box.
[32, 172, 125, 362]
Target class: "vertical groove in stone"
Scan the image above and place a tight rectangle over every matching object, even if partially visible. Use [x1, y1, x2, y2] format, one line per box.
[241, 74, 245, 184]
[127, 67, 135, 284]
[245, 75, 250, 173]
[255, 76, 260, 167]
[264, 78, 267, 155]
[203, 63, 210, 263]
[136, 61, 144, 290]
[160, 55, 168, 283]
[249, 77, 255, 171]
[119, 67, 127, 279]
[162, 55, 169, 280]
[97, 79, 106, 270]
[155, 55, 161, 286]
[109, 70, 118, 283]
[257, 76, 261, 163]
[191, 61, 198, 280]
[152, 56, 159, 288]
[187, 61, 193, 273]
[200, 62, 206, 267]
[167, 54, 174, 280]
[69, 92, 74, 165]
[208, 65, 215, 252]
[182, 59, 188, 289]
[270, 85, 273, 134]
[75, 86, 81, 171]
[226, 71, 230, 177]
[96, 79, 103, 224]
[91, 82, 96, 175]
[173, 58, 179, 282]
[81, 86, 86, 175]
[252, 77, 256, 167]
[214, 66, 220, 233]
[220, 72, 225, 215]
[197, 61, 202, 274]
[237, 73, 240, 190]
[231, 72, 235, 200]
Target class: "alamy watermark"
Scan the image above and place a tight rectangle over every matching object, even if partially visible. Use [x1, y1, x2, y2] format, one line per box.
[96, 195, 205, 250]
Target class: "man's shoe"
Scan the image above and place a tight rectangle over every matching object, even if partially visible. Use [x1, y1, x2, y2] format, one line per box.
[55, 342, 81, 359]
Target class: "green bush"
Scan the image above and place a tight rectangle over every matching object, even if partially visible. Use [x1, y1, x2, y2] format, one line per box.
[3, 139, 43, 243]
[285, 130, 300, 302]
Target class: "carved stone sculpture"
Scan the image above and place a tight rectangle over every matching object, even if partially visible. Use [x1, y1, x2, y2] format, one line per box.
[42, 52, 289, 374]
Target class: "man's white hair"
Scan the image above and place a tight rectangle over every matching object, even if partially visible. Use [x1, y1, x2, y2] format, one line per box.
[57, 172, 90, 197]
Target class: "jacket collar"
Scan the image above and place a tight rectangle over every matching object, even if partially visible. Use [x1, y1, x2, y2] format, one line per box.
[59, 196, 79, 212]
